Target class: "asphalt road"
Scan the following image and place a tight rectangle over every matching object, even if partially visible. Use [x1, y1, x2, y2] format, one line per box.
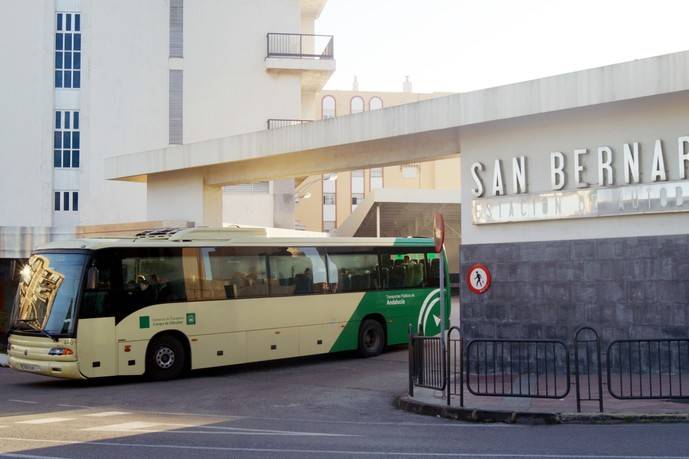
[2, 347, 689, 459]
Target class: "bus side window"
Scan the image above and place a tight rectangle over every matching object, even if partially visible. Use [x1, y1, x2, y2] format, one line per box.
[381, 253, 426, 289]
[426, 253, 440, 287]
[118, 249, 187, 319]
[327, 254, 380, 293]
[268, 247, 327, 296]
[202, 247, 268, 300]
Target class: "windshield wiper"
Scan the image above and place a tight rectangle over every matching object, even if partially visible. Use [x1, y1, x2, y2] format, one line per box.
[15, 319, 59, 342]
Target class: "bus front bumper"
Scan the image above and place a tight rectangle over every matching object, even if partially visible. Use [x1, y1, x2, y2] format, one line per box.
[8, 355, 84, 379]
[8, 335, 84, 380]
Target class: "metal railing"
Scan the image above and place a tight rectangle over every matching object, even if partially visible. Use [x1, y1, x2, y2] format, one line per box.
[447, 327, 464, 406]
[607, 338, 689, 399]
[266, 33, 334, 60]
[409, 326, 689, 412]
[408, 327, 446, 394]
[465, 339, 570, 399]
[266, 119, 312, 130]
[574, 327, 604, 412]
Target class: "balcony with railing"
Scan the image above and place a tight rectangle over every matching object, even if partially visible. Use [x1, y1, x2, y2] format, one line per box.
[265, 33, 335, 90]
[267, 33, 334, 60]
[266, 119, 313, 130]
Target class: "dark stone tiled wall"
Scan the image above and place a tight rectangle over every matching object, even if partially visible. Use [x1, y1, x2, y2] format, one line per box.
[459, 234, 689, 343]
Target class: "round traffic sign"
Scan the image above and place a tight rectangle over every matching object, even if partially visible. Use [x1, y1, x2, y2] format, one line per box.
[466, 263, 491, 294]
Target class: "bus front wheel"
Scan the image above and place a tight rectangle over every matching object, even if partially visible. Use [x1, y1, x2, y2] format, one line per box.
[146, 335, 186, 380]
[358, 319, 385, 357]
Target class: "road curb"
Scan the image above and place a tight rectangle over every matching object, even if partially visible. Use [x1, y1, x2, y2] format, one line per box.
[396, 395, 561, 425]
[396, 395, 689, 424]
[559, 412, 689, 424]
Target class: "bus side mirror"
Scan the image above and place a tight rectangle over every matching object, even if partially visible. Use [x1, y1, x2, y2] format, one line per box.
[86, 266, 99, 290]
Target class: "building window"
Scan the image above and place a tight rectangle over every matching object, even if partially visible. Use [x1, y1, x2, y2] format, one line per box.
[351, 193, 364, 210]
[370, 167, 383, 190]
[369, 97, 383, 111]
[350, 96, 364, 114]
[322, 173, 336, 232]
[170, 0, 183, 58]
[169, 69, 183, 144]
[402, 164, 419, 179]
[54, 191, 79, 212]
[323, 220, 336, 233]
[54, 111, 80, 168]
[55, 12, 81, 89]
[321, 95, 336, 119]
[224, 182, 269, 193]
[351, 170, 364, 211]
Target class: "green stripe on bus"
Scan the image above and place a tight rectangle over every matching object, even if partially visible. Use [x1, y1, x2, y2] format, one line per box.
[329, 288, 449, 352]
[393, 238, 435, 247]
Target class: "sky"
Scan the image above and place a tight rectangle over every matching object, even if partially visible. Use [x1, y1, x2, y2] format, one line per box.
[316, 0, 689, 93]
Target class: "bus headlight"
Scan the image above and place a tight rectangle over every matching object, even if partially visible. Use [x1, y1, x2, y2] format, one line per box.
[48, 348, 73, 356]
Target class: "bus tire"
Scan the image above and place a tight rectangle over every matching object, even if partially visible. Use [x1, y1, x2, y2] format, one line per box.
[358, 319, 385, 358]
[146, 335, 186, 381]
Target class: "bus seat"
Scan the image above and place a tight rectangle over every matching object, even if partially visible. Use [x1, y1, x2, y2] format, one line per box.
[294, 274, 312, 294]
[339, 271, 352, 292]
[412, 263, 423, 287]
[391, 266, 405, 288]
[381, 267, 390, 288]
[403, 264, 414, 287]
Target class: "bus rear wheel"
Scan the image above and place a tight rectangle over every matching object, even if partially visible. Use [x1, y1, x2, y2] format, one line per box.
[358, 319, 385, 357]
[146, 335, 186, 380]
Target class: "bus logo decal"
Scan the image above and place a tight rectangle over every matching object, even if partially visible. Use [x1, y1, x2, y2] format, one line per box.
[417, 289, 440, 333]
[139, 316, 150, 329]
[186, 313, 196, 326]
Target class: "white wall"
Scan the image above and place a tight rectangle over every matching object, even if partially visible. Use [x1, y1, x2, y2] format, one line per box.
[78, 0, 170, 225]
[460, 91, 689, 245]
[223, 192, 275, 227]
[184, 0, 303, 142]
[1, 0, 309, 235]
[0, 2, 55, 227]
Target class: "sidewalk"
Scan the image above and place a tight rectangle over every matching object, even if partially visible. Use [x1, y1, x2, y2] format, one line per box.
[399, 381, 689, 424]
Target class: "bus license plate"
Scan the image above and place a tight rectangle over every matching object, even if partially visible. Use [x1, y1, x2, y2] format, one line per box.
[20, 363, 40, 372]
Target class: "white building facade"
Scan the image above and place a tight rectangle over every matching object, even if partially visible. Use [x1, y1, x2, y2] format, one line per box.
[0, 0, 333, 339]
[0, 0, 332, 250]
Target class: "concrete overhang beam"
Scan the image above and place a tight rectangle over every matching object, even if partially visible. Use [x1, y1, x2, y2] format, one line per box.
[106, 51, 689, 184]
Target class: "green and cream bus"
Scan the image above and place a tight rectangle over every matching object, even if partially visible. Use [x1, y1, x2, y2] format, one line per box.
[7, 227, 451, 380]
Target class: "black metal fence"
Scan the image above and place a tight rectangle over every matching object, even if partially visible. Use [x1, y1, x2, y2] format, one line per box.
[574, 327, 604, 412]
[266, 33, 334, 60]
[408, 326, 689, 413]
[409, 331, 446, 395]
[466, 339, 570, 399]
[607, 339, 689, 399]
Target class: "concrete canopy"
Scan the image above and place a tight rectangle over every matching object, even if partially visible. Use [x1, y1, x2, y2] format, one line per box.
[106, 51, 689, 186]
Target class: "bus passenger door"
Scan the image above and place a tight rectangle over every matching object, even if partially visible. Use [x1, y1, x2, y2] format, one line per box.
[77, 254, 119, 378]
[77, 317, 118, 378]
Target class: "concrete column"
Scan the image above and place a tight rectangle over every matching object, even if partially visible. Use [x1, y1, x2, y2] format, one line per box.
[271, 179, 295, 229]
[147, 169, 222, 227]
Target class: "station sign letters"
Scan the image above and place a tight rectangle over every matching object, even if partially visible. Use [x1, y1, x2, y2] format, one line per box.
[471, 136, 689, 224]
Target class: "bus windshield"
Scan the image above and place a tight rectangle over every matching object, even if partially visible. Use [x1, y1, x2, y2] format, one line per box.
[9, 253, 86, 337]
